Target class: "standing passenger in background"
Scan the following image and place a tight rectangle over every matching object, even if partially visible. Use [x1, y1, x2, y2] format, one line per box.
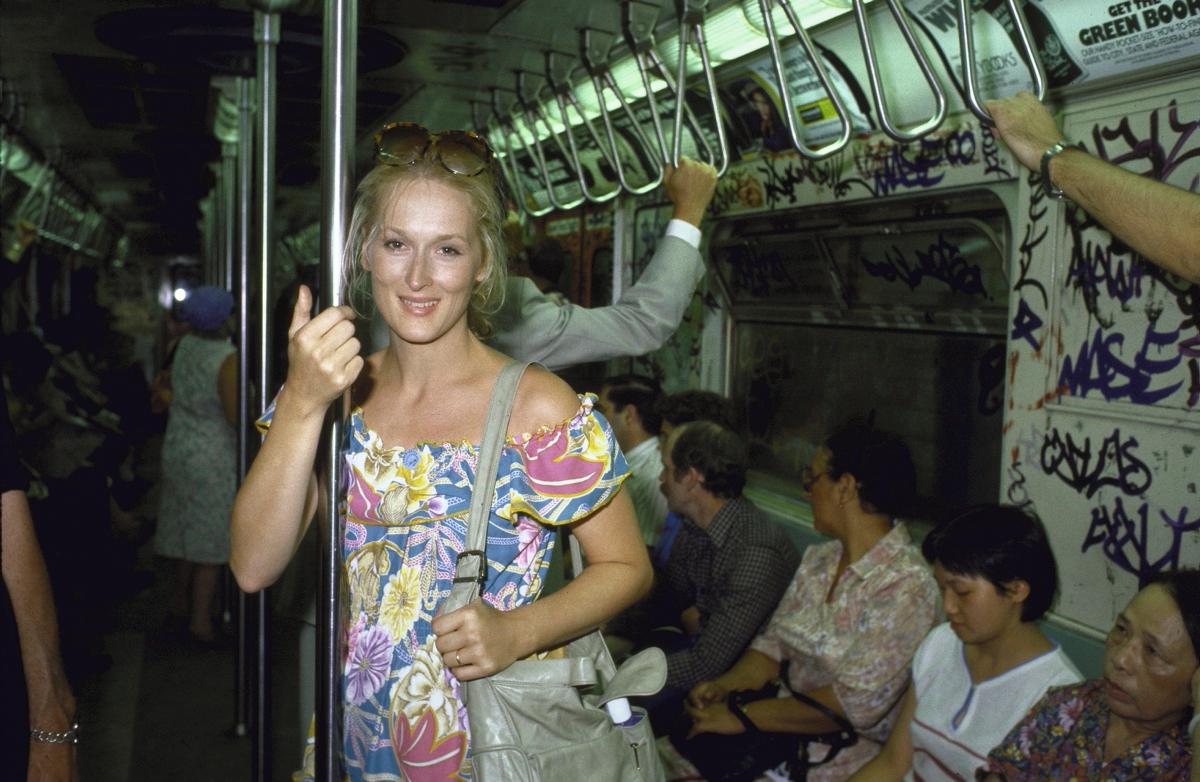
[597, 374, 669, 547]
[155, 285, 237, 645]
[674, 423, 937, 782]
[484, 157, 717, 369]
[986, 91, 1200, 284]
[849, 504, 1081, 782]
[2, 382, 79, 781]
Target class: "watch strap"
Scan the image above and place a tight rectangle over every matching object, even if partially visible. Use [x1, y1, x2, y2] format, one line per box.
[1040, 140, 1074, 201]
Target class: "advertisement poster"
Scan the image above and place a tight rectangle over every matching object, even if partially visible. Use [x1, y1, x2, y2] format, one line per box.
[904, 0, 1200, 92]
[721, 47, 871, 159]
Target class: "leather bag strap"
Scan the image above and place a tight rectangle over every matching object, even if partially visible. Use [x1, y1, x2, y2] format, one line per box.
[440, 360, 530, 616]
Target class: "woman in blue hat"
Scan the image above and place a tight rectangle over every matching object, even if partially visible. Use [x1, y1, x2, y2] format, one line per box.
[156, 284, 237, 645]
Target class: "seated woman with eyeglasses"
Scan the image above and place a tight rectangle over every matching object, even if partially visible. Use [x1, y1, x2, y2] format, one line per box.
[672, 423, 938, 781]
[230, 123, 651, 780]
[848, 505, 1082, 782]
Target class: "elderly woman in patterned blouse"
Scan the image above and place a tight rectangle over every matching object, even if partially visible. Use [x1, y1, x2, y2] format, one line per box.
[672, 422, 938, 781]
[980, 568, 1200, 782]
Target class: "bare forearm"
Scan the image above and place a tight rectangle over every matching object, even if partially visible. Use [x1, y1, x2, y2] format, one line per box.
[1, 491, 75, 729]
[230, 387, 324, 591]
[1052, 148, 1200, 283]
[715, 648, 780, 693]
[741, 685, 844, 735]
[508, 557, 650, 656]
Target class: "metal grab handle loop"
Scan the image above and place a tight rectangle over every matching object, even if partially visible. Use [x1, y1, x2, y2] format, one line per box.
[758, 0, 852, 160]
[472, 99, 525, 209]
[544, 51, 622, 205]
[957, 0, 1046, 124]
[580, 27, 664, 196]
[852, 0, 946, 142]
[671, 0, 729, 174]
[622, 0, 717, 169]
[491, 88, 554, 217]
[514, 71, 585, 212]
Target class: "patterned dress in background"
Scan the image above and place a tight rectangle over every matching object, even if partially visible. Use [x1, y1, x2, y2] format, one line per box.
[260, 394, 629, 781]
[982, 679, 1192, 781]
[156, 333, 236, 564]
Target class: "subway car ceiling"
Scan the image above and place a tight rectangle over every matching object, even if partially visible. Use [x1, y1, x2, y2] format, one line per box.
[3, 0, 1196, 261]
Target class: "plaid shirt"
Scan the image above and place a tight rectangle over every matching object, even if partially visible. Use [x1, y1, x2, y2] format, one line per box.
[662, 496, 800, 690]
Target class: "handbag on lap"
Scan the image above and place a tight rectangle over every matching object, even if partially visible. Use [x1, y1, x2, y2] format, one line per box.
[438, 361, 667, 782]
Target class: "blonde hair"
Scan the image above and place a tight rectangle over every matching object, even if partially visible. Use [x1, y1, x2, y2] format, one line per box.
[344, 156, 508, 338]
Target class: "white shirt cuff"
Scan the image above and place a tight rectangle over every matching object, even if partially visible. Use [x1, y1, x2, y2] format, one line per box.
[665, 218, 702, 249]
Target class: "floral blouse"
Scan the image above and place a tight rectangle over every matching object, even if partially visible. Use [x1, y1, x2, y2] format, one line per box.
[981, 679, 1192, 781]
[749, 523, 938, 781]
[258, 394, 629, 782]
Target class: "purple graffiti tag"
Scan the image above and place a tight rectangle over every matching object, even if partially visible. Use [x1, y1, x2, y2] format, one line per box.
[860, 233, 986, 296]
[1057, 322, 1183, 405]
[1093, 101, 1199, 182]
[720, 243, 799, 298]
[1082, 498, 1200, 582]
[1040, 427, 1152, 498]
[1013, 169, 1050, 310]
[1010, 297, 1044, 350]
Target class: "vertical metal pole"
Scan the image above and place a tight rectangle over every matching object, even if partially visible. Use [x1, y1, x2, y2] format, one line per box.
[253, 11, 279, 781]
[234, 73, 254, 742]
[223, 144, 238, 293]
[317, 0, 354, 777]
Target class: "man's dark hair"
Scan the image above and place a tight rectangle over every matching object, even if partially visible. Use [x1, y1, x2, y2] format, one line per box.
[922, 504, 1058, 622]
[822, 421, 915, 518]
[1145, 567, 1200, 663]
[657, 390, 738, 431]
[671, 420, 747, 499]
[601, 374, 662, 435]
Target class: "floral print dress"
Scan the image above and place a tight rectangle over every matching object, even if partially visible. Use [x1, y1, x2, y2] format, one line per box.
[259, 394, 629, 782]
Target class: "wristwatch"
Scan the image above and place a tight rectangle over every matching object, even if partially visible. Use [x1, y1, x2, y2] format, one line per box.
[1040, 140, 1076, 201]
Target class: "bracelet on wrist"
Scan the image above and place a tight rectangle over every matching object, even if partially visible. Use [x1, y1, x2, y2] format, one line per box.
[1040, 140, 1078, 201]
[31, 720, 79, 745]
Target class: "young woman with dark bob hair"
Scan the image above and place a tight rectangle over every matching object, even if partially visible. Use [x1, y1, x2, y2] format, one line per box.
[849, 505, 1082, 781]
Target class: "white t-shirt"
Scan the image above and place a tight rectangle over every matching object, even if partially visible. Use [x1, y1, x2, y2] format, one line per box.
[905, 622, 1082, 782]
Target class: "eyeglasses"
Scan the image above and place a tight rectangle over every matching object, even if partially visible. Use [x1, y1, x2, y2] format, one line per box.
[800, 465, 825, 492]
[374, 122, 493, 176]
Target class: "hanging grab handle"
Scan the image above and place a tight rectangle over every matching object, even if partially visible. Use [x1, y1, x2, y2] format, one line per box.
[472, 99, 525, 209]
[957, 0, 1046, 125]
[757, 0, 852, 160]
[514, 70, 585, 211]
[621, 0, 717, 169]
[852, 0, 946, 142]
[671, 0, 729, 175]
[491, 88, 554, 217]
[544, 50, 622, 205]
[579, 27, 664, 195]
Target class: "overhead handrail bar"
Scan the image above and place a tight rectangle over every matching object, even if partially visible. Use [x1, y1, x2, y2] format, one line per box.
[579, 27, 664, 195]
[514, 70, 585, 211]
[543, 51, 622, 205]
[492, 88, 554, 217]
[851, 0, 946, 142]
[470, 99, 524, 206]
[757, 0, 852, 159]
[671, 0, 729, 174]
[621, 0, 717, 169]
[957, 0, 1046, 124]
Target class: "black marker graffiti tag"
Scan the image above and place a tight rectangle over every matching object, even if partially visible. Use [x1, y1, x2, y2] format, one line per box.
[1082, 498, 1200, 583]
[1005, 461, 1034, 510]
[861, 233, 987, 296]
[1040, 427, 1152, 498]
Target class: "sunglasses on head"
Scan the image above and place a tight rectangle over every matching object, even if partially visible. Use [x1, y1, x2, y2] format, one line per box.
[373, 122, 493, 176]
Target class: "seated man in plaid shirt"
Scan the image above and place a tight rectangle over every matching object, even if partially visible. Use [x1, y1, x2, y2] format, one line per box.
[644, 420, 800, 732]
